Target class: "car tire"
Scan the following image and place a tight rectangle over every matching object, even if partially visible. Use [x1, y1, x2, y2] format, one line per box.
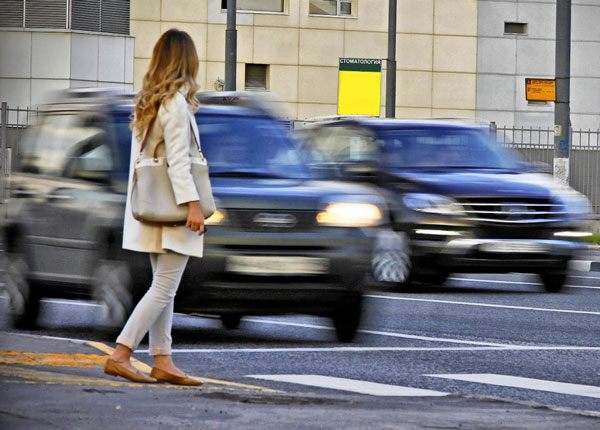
[4, 252, 40, 329]
[371, 231, 413, 289]
[93, 259, 135, 329]
[220, 314, 243, 330]
[417, 271, 450, 286]
[540, 272, 567, 293]
[332, 294, 363, 343]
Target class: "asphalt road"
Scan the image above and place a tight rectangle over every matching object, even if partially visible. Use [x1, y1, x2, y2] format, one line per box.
[2, 271, 600, 428]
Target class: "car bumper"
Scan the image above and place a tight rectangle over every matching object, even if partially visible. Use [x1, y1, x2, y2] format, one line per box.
[413, 237, 583, 273]
[176, 227, 373, 314]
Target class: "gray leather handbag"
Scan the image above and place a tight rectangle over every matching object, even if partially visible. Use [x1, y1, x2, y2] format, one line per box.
[131, 115, 216, 225]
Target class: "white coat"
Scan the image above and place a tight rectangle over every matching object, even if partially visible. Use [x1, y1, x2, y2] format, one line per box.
[122, 92, 204, 258]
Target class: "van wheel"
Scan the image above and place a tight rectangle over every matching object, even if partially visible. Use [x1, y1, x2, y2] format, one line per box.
[371, 231, 412, 288]
[332, 294, 363, 343]
[93, 260, 135, 329]
[220, 314, 242, 330]
[540, 272, 567, 293]
[5, 252, 40, 329]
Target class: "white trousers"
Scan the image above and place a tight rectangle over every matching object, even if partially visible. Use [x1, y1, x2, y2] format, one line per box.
[116, 251, 189, 356]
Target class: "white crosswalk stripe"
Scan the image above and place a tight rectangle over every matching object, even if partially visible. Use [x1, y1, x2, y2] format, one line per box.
[248, 375, 448, 397]
[428, 373, 600, 399]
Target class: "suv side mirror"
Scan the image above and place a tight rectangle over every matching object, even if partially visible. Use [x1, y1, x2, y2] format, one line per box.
[65, 157, 111, 184]
[309, 162, 342, 179]
[339, 160, 378, 182]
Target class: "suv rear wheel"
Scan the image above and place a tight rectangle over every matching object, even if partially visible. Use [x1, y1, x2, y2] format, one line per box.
[5, 252, 40, 329]
[93, 259, 135, 329]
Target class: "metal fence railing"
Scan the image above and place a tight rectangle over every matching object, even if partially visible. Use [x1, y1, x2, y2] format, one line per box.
[1, 105, 41, 207]
[494, 124, 600, 214]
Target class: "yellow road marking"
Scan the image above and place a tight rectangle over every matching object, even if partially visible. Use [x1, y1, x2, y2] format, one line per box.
[0, 351, 106, 368]
[86, 341, 277, 393]
[0, 365, 227, 392]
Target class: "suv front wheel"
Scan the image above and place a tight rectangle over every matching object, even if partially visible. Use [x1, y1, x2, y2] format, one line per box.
[5, 251, 40, 329]
[539, 272, 567, 293]
[332, 294, 363, 342]
[371, 230, 413, 289]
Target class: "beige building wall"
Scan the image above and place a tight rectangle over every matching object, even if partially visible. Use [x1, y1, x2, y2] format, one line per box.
[130, 0, 478, 120]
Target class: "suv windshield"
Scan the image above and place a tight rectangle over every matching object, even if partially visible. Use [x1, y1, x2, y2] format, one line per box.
[198, 115, 309, 179]
[377, 128, 523, 170]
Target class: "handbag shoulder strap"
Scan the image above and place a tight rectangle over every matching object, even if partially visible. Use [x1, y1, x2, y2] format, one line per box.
[177, 89, 202, 153]
[139, 115, 158, 157]
[138, 97, 200, 159]
[189, 116, 202, 153]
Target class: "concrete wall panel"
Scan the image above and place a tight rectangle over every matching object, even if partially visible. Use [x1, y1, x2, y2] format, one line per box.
[476, 74, 515, 111]
[434, 0, 478, 36]
[98, 37, 126, 83]
[398, 0, 433, 34]
[434, 36, 477, 73]
[300, 29, 343, 67]
[71, 34, 99, 81]
[477, 1, 517, 38]
[0, 32, 31, 78]
[515, 39, 554, 76]
[477, 37, 516, 74]
[432, 72, 476, 109]
[32, 33, 70, 79]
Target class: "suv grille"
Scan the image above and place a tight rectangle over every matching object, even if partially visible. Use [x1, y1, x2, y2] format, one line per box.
[458, 197, 565, 224]
[226, 210, 317, 232]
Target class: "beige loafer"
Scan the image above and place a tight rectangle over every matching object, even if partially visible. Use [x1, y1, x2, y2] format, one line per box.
[150, 367, 202, 386]
[104, 359, 157, 383]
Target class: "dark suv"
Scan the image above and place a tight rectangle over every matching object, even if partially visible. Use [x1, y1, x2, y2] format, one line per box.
[297, 118, 591, 292]
[2, 90, 387, 341]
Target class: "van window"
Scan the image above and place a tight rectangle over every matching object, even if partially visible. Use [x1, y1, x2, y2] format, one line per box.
[20, 113, 112, 177]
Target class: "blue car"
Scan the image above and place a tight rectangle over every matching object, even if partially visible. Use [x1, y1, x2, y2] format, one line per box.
[3, 90, 387, 342]
[297, 118, 592, 292]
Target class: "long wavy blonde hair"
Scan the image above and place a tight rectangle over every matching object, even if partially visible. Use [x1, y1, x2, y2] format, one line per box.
[132, 29, 200, 141]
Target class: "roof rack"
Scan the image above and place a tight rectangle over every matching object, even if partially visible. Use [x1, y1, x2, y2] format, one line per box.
[197, 91, 291, 119]
[38, 87, 134, 112]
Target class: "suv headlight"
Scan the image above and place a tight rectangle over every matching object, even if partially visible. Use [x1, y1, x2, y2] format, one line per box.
[205, 208, 227, 225]
[554, 190, 591, 219]
[402, 193, 466, 216]
[317, 202, 383, 227]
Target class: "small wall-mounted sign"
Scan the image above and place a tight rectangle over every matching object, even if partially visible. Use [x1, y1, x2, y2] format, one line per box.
[338, 58, 382, 116]
[525, 78, 556, 102]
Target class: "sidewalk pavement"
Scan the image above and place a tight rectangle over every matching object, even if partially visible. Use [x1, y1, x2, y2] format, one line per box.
[572, 246, 600, 272]
[2, 331, 600, 430]
[0, 331, 276, 394]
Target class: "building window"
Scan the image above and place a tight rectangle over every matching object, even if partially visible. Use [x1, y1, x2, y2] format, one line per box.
[309, 0, 352, 17]
[221, 0, 284, 13]
[245, 64, 268, 91]
[504, 22, 527, 35]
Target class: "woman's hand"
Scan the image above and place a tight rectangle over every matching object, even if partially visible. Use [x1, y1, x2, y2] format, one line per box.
[186, 201, 206, 235]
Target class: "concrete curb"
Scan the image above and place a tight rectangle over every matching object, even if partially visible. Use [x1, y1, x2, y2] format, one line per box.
[569, 260, 600, 272]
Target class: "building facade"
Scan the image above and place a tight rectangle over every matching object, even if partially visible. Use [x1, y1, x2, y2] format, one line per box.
[131, 0, 479, 120]
[476, 0, 600, 130]
[1, 1, 599, 129]
[0, 0, 134, 108]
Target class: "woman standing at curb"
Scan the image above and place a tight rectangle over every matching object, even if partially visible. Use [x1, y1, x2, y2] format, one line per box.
[104, 29, 204, 386]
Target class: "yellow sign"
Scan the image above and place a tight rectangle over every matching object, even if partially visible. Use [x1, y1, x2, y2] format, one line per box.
[525, 78, 556, 102]
[338, 58, 382, 116]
